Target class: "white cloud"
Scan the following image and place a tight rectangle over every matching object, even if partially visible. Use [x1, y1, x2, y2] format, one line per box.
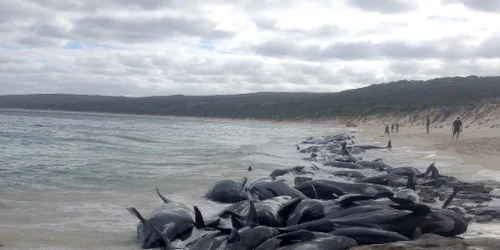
[0, 0, 499, 96]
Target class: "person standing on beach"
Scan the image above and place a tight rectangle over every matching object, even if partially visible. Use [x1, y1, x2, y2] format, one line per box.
[452, 117, 463, 140]
[391, 124, 394, 133]
[396, 123, 399, 133]
[426, 117, 431, 134]
[385, 125, 390, 136]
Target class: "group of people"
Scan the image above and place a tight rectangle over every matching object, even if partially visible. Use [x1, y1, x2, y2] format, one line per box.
[383, 117, 463, 140]
[384, 123, 399, 135]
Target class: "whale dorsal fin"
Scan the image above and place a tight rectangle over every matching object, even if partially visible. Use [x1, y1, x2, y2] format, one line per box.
[156, 187, 173, 204]
[246, 201, 259, 227]
[193, 206, 206, 229]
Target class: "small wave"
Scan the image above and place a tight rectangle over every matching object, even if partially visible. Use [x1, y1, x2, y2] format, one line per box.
[110, 134, 159, 144]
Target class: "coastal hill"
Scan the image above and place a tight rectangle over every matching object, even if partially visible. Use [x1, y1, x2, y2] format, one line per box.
[1, 76, 499, 124]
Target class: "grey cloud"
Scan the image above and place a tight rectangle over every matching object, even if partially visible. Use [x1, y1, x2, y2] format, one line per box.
[346, 0, 419, 14]
[253, 40, 377, 60]
[253, 17, 343, 38]
[252, 35, 500, 61]
[32, 24, 69, 39]
[476, 34, 500, 58]
[28, 0, 173, 11]
[0, 0, 51, 23]
[16, 35, 62, 47]
[389, 61, 424, 75]
[252, 41, 302, 58]
[2, 0, 233, 47]
[0, 49, 357, 96]
[73, 15, 233, 43]
[117, 54, 152, 69]
[442, 0, 500, 13]
[321, 41, 377, 60]
[422, 60, 500, 77]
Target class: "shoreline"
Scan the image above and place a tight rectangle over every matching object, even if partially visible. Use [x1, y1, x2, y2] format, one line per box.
[3, 108, 499, 172]
[356, 124, 500, 172]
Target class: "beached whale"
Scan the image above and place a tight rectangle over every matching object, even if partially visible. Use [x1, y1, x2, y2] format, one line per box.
[125, 131, 482, 250]
[323, 161, 364, 169]
[220, 196, 302, 227]
[205, 177, 248, 203]
[331, 170, 367, 180]
[298, 179, 394, 197]
[357, 174, 406, 187]
[356, 159, 393, 171]
[388, 166, 421, 176]
[245, 177, 307, 200]
[284, 199, 326, 226]
[294, 180, 345, 200]
[127, 188, 206, 249]
[254, 230, 357, 250]
[330, 227, 410, 245]
[269, 166, 307, 178]
[183, 202, 280, 250]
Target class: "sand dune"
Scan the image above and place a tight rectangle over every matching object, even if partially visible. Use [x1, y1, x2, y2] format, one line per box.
[319, 99, 500, 171]
[357, 124, 500, 171]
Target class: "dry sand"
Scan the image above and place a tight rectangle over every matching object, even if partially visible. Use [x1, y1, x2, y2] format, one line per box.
[322, 100, 500, 171]
[357, 123, 500, 171]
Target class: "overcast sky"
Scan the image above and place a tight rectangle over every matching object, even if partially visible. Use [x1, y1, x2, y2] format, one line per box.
[1, 0, 499, 96]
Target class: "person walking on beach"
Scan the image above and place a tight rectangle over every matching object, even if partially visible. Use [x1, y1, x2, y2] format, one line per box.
[452, 117, 463, 140]
[396, 123, 399, 133]
[391, 124, 394, 133]
[426, 117, 431, 134]
[385, 125, 390, 136]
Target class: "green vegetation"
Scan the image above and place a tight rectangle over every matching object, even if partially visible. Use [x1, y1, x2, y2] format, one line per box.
[1, 76, 499, 120]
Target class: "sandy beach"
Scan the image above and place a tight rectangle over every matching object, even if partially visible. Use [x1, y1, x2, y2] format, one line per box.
[358, 123, 500, 171]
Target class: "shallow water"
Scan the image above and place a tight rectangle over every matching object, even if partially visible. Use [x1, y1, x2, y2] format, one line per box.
[0, 110, 498, 249]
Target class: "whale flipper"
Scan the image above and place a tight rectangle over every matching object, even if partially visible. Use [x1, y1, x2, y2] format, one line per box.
[241, 177, 248, 188]
[389, 204, 431, 215]
[412, 227, 422, 240]
[156, 187, 173, 204]
[127, 207, 147, 224]
[149, 224, 174, 250]
[441, 187, 460, 209]
[227, 227, 241, 244]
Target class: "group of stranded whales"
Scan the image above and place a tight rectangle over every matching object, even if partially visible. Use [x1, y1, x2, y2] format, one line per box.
[126, 132, 500, 249]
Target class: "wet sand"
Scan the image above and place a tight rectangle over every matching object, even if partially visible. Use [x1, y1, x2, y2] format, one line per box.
[358, 124, 500, 171]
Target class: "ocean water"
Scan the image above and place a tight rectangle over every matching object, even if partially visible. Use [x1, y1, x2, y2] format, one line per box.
[0, 110, 498, 249]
